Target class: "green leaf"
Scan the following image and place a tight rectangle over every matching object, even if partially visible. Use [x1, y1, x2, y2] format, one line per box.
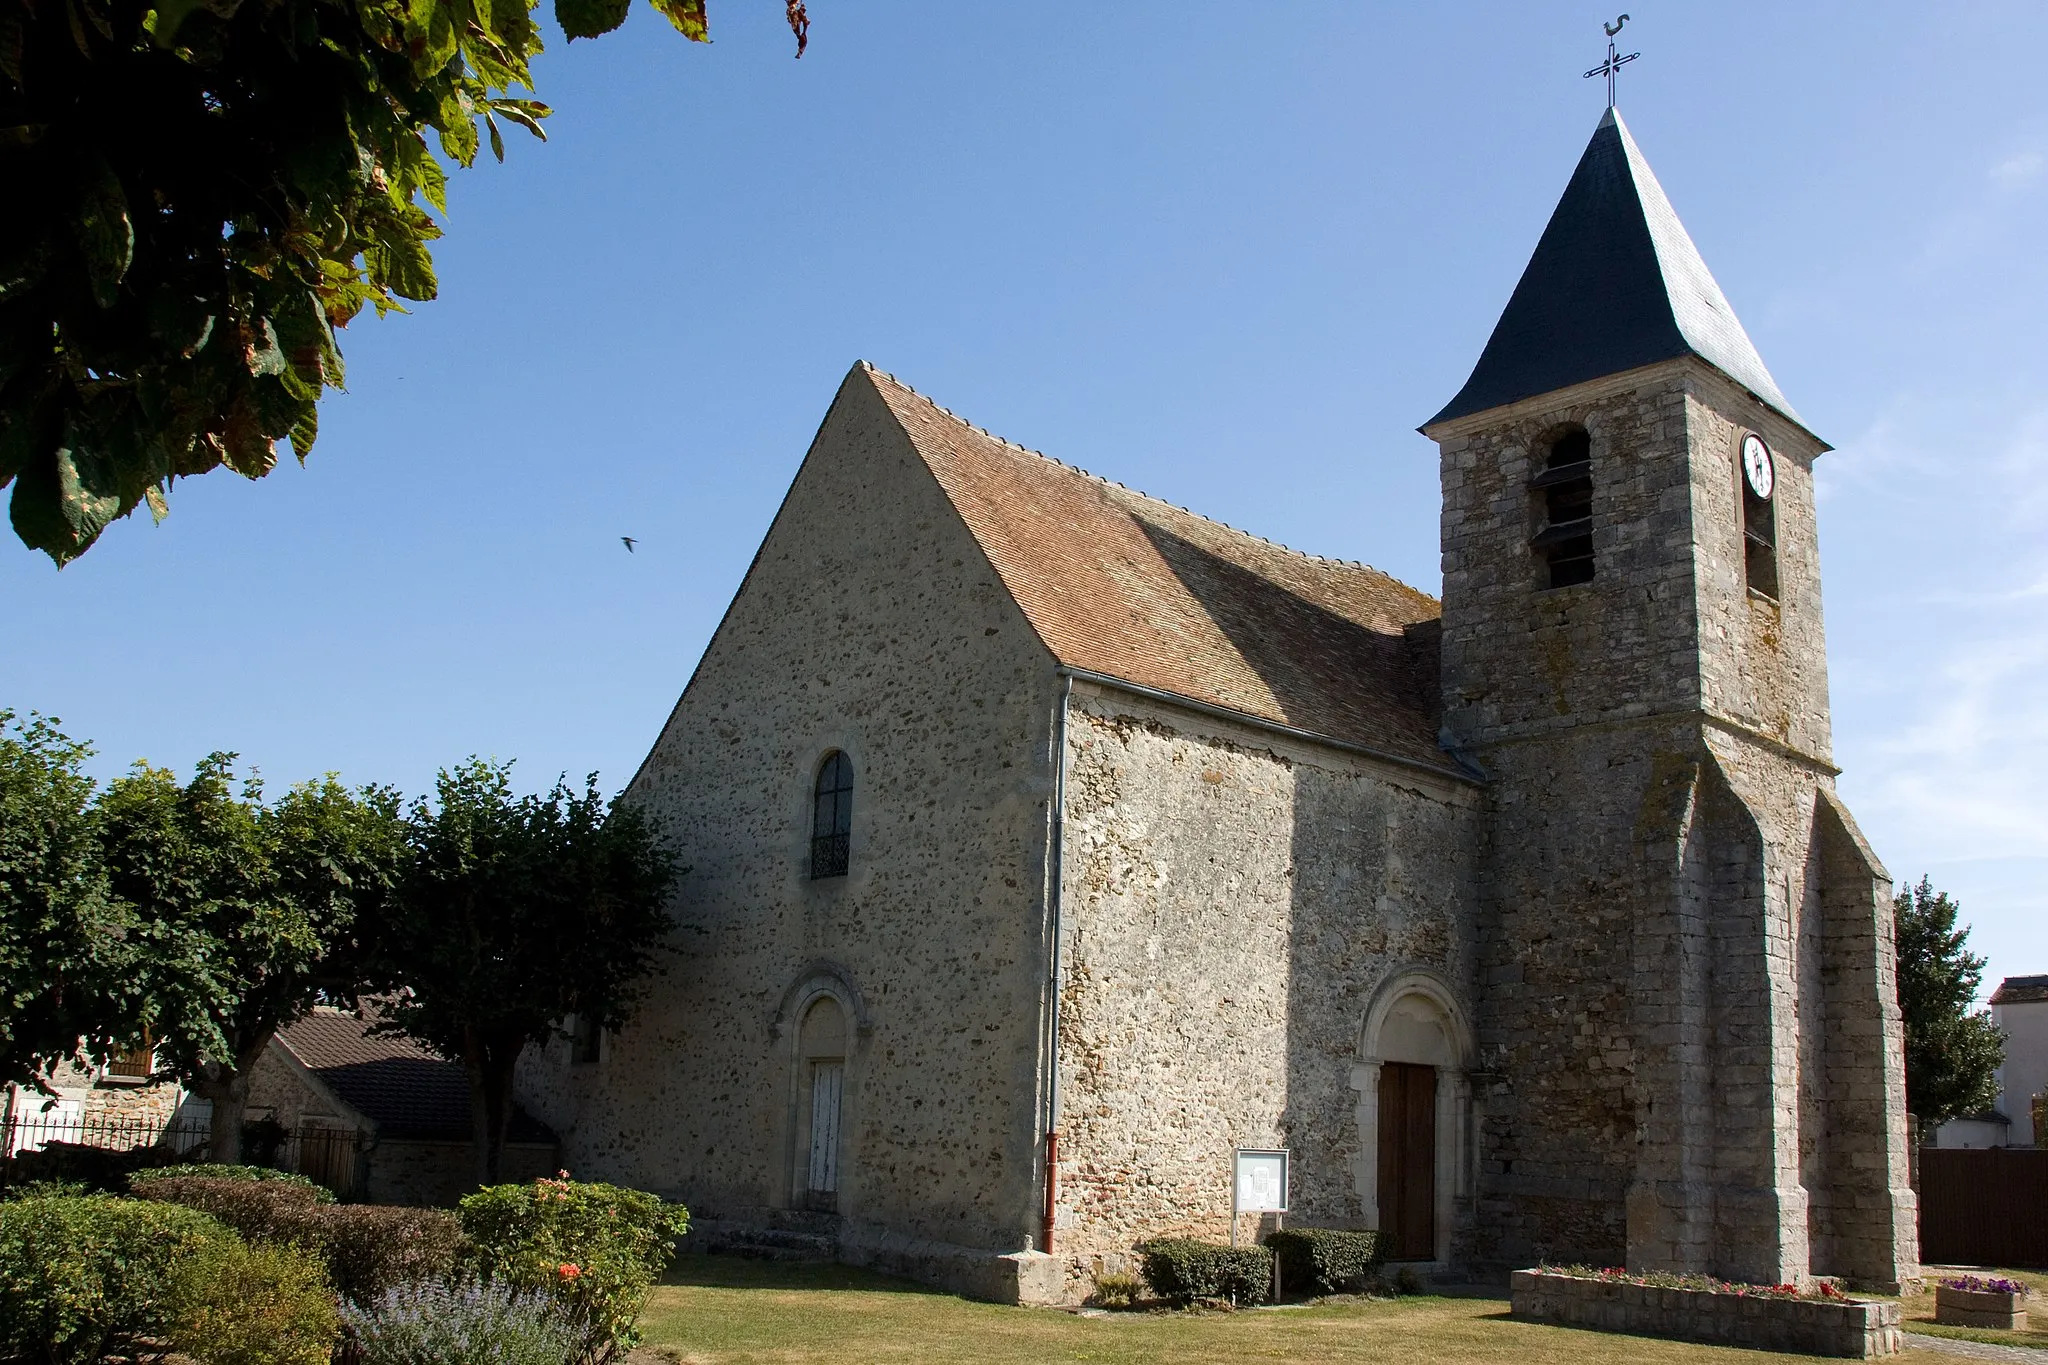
[645, 0, 704, 40]
[287, 401, 317, 460]
[0, 7, 24, 84]
[555, 0, 629, 42]
[489, 99, 548, 141]
[485, 111, 504, 163]
[484, 0, 536, 49]
[74, 159, 134, 310]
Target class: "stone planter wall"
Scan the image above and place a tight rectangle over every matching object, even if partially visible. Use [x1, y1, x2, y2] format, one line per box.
[1510, 1269, 1902, 1359]
[1935, 1286, 2029, 1331]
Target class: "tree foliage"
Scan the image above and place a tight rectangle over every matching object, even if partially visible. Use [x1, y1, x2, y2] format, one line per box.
[95, 755, 404, 1160]
[372, 759, 677, 1182]
[0, 0, 807, 563]
[0, 710, 133, 1092]
[1894, 875, 2005, 1126]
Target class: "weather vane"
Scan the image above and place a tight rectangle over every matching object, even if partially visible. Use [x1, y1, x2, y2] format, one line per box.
[1583, 15, 1638, 108]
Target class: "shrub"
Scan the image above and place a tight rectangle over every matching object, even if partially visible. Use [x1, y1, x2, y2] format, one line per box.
[341, 1278, 580, 1365]
[0, 1193, 235, 1365]
[0, 1139, 185, 1195]
[460, 1174, 689, 1365]
[135, 1178, 463, 1302]
[133, 1175, 326, 1243]
[1090, 1270, 1142, 1309]
[169, 1238, 338, 1365]
[306, 1205, 466, 1303]
[132, 1164, 335, 1200]
[1135, 1238, 1272, 1306]
[1263, 1227, 1380, 1297]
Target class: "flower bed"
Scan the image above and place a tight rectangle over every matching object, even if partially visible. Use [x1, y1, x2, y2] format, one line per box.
[1934, 1276, 2030, 1331]
[1511, 1267, 1902, 1358]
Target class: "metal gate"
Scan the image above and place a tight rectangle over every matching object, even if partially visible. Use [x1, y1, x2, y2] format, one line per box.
[1919, 1147, 2048, 1267]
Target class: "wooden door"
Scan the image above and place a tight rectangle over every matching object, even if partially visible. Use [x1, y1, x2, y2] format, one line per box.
[1377, 1062, 1436, 1260]
[806, 1061, 843, 1210]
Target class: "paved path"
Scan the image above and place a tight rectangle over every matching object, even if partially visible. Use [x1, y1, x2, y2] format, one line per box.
[1908, 1332, 2045, 1362]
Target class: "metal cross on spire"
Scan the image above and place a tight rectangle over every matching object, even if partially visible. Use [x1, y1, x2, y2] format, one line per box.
[1583, 14, 1639, 107]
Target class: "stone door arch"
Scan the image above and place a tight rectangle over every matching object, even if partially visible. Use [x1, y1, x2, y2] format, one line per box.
[1350, 970, 1473, 1264]
[774, 963, 868, 1216]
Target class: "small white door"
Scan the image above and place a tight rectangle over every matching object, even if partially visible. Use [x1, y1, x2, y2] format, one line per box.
[807, 1061, 843, 1197]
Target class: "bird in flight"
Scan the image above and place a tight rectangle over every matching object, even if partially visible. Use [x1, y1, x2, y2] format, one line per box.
[621, 536, 637, 553]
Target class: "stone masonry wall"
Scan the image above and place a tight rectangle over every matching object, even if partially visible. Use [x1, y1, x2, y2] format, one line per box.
[1432, 359, 1914, 1290]
[521, 368, 1064, 1262]
[1051, 686, 1481, 1288]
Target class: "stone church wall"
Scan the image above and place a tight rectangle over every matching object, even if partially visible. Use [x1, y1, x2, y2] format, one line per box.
[520, 372, 1065, 1275]
[1433, 361, 1914, 1290]
[1050, 686, 1482, 1287]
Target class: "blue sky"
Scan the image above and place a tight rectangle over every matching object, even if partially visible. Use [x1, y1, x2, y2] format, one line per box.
[3, 3, 2044, 989]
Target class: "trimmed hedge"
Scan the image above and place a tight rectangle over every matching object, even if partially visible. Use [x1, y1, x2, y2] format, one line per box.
[1135, 1238, 1272, 1306]
[169, 1238, 338, 1365]
[132, 1164, 334, 1200]
[1264, 1227, 1380, 1297]
[136, 1177, 464, 1301]
[0, 1193, 237, 1365]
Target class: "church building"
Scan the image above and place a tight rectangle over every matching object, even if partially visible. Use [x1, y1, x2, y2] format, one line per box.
[518, 108, 1919, 1304]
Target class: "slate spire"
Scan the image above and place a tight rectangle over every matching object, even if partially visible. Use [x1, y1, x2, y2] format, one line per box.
[1426, 109, 1805, 433]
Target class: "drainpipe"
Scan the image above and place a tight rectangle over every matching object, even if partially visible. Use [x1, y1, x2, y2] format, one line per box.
[1041, 672, 1073, 1255]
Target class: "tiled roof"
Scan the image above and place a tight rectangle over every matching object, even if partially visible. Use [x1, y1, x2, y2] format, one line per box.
[1992, 975, 2048, 1005]
[1426, 108, 1806, 436]
[860, 365, 1456, 776]
[277, 1011, 553, 1144]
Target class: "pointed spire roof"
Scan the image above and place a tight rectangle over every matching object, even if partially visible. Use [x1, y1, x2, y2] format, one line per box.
[1425, 108, 1806, 433]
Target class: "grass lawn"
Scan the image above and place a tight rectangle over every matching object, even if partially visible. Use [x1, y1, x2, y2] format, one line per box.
[638, 1257, 1865, 1365]
[1900, 1266, 2048, 1351]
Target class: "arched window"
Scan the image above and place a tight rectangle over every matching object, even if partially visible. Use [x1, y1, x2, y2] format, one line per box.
[811, 752, 853, 879]
[1530, 427, 1594, 588]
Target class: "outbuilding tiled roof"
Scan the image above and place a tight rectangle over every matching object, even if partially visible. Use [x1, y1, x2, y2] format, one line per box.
[1992, 975, 2048, 1005]
[277, 1011, 553, 1144]
[860, 365, 1456, 776]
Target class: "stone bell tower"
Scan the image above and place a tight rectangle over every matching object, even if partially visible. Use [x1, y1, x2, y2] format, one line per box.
[1421, 108, 1917, 1289]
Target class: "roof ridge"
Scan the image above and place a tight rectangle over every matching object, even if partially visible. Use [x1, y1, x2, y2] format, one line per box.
[860, 362, 1428, 597]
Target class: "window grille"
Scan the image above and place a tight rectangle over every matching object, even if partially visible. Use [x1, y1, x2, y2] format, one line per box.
[1531, 428, 1595, 588]
[811, 751, 853, 879]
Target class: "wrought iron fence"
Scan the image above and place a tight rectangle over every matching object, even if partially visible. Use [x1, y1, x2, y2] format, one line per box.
[0, 1111, 365, 1197]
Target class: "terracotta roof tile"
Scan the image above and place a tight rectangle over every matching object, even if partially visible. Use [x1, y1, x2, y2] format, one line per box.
[278, 1011, 553, 1144]
[1993, 975, 2048, 1005]
[859, 365, 1453, 774]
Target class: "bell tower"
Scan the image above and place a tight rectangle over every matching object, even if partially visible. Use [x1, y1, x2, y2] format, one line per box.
[1422, 108, 1917, 1289]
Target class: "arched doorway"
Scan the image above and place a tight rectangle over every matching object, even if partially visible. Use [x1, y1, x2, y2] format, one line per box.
[1353, 972, 1472, 1264]
[797, 995, 846, 1212]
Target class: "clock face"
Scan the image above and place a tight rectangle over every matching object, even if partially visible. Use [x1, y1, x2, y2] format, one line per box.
[1741, 434, 1774, 501]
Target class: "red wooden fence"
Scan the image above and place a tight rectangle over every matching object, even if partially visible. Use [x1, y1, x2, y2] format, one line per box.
[1919, 1147, 2048, 1268]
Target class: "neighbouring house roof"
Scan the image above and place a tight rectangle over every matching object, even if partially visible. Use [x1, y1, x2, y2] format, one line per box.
[1425, 108, 1809, 437]
[276, 1011, 553, 1144]
[858, 365, 1457, 777]
[1992, 975, 2048, 1005]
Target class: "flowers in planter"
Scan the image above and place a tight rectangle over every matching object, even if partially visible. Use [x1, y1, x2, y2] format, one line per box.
[1536, 1264, 1856, 1302]
[1940, 1276, 2031, 1296]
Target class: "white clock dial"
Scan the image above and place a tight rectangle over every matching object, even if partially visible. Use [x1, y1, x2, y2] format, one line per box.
[1741, 434, 1774, 501]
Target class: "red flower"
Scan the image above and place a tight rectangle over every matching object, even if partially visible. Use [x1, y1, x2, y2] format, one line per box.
[558, 1263, 583, 1280]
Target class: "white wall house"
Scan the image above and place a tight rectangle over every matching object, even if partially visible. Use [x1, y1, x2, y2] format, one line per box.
[1992, 975, 2048, 1148]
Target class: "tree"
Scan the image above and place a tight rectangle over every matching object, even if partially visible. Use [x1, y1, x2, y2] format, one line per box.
[1894, 875, 2005, 1126]
[0, 709, 135, 1091]
[95, 755, 405, 1160]
[0, 0, 807, 564]
[374, 759, 677, 1183]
